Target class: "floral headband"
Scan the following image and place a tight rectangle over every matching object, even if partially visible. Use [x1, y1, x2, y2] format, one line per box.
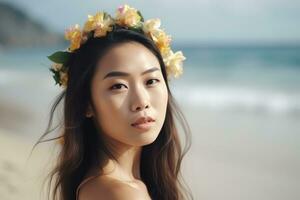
[48, 4, 186, 88]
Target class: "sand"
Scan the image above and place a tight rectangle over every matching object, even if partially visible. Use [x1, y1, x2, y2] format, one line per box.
[0, 99, 300, 200]
[0, 95, 59, 200]
[0, 129, 58, 200]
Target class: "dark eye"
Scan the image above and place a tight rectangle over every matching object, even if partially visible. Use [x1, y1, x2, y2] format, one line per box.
[110, 83, 127, 90]
[147, 79, 160, 85]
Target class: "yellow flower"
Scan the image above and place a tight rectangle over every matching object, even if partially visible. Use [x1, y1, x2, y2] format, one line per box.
[83, 12, 114, 37]
[65, 24, 82, 51]
[143, 18, 161, 34]
[163, 50, 186, 78]
[151, 29, 171, 56]
[115, 4, 141, 27]
[143, 19, 172, 59]
[84, 13, 100, 32]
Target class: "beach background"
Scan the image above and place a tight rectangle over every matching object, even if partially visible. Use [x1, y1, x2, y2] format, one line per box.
[0, 1, 300, 200]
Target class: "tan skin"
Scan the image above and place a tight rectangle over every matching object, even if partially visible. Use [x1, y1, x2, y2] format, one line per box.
[78, 41, 169, 200]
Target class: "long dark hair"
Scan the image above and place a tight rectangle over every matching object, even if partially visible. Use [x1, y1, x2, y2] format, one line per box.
[33, 26, 193, 200]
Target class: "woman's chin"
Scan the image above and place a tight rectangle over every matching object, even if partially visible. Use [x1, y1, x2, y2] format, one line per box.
[130, 131, 160, 147]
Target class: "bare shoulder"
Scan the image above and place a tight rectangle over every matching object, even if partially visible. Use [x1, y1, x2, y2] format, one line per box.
[78, 175, 151, 200]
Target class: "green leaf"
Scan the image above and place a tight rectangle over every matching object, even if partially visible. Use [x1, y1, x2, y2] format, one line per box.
[103, 12, 108, 19]
[128, 23, 143, 33]
[137, 10, 144, 22]
[47, 51, 71, 64]
[49, 67, 61, 85]
[104, 12, 112, 20]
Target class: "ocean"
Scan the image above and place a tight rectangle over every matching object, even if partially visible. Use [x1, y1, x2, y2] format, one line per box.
[1, 45, 300, 116]
[171, 45, 300, 116]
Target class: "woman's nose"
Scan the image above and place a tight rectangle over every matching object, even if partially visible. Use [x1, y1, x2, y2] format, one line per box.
[132, 103, 149, 112]
[130, 86, 150, 112]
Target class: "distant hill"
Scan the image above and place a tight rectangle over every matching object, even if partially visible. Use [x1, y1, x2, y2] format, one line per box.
[0, 2, 64, 48]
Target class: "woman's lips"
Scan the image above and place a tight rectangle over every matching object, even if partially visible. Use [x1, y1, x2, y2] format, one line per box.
[131, 116, 155, 131]
[131, 121, 154, 131]
[132, 116, 155, 125]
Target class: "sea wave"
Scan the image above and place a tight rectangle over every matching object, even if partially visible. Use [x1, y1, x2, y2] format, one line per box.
[2, 68, 300, 116]
[172, 85, 300, 115]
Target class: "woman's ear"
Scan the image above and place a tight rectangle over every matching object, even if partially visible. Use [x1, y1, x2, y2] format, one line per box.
[85, 102, 94, 118]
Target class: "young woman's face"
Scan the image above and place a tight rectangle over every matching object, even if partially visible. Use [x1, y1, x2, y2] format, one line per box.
[89, 41, 168, 147]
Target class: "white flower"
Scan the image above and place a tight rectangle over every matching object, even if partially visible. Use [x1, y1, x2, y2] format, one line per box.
[143, 18, 161, 34]
[163, 50, 186, 78]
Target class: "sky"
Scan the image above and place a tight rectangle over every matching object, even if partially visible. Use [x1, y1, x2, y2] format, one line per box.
[3, 0, 300, 44]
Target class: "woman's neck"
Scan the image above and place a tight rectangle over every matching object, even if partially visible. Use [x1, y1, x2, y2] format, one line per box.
[99, 138, 142, 181]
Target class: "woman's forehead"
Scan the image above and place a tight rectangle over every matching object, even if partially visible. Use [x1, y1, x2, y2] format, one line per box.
[96, 42, 160, 75]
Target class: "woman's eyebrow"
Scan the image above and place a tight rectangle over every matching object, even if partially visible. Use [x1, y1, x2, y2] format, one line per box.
[103, 67, 160, 80]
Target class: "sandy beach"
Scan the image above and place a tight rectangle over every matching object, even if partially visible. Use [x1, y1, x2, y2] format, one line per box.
[0, 96, 299, 199]
[0, 129, 57, 200]
[0, 92, 60, 200]
[181, 106, 300, 200]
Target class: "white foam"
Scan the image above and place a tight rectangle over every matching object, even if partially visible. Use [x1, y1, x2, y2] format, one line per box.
[172, 84, 300, 115]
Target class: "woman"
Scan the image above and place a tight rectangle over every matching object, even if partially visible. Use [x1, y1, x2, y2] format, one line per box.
[34, 4, 192, 200]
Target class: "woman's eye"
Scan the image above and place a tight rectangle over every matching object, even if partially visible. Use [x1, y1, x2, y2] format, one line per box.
[147, 79, 160, 85]
[109, 79, 159, 90]
[110, 83, 127, 90]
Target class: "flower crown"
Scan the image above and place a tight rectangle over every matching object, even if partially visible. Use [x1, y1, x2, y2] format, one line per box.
[48, 4, 186, 88]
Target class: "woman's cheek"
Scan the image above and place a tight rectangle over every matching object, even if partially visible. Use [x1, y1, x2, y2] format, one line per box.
[105, 91, 128, 110]
[155, 83, 168, 100]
